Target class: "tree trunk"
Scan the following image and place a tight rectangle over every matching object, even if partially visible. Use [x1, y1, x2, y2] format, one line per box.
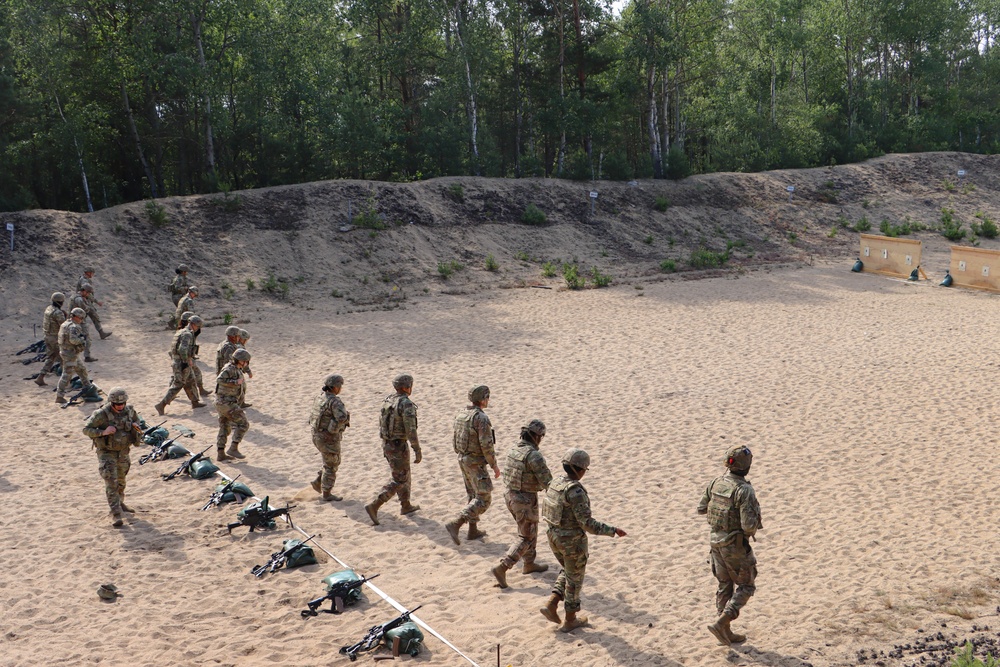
[647, 65, 662, 179]
[120, 82, 159, 199]
[453, 1, 480, 175]
[191, 10, 217, 184]
[557, 0, 566, 176]
[54, 93, 94, 212]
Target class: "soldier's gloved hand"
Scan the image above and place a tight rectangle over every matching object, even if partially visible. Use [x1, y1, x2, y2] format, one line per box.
[102, 425, 117, 435]
[412, 448, 422, 464]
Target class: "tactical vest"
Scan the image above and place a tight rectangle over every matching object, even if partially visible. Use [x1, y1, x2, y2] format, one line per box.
[542, 476, 581, 529]
[89, 405, 140, 452]
[380, 395, 407, 441]
[504, 442, 545, 492]
[453, 410, 476, 455]
[216, 341, 236, 374]
[706, 475, 744, 533]
[311, 394, 337, 433]
[216, 364, 243, 399]
[59, 321, 84, 354]
[43, 306, 66, 337]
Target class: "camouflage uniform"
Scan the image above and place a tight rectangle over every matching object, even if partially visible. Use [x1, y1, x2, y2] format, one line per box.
[542, 474, 617, 613]
[158, 326, 200, 407]
[174, 294, 195, 327]
[216, 339, 238, 374]
[215, 361, 250, 456]
[453, 406, 497, 522]
[310, 391, 350, 496]
[69, 293, 95, 359]
[56, 317, 92, 399]
[375, 392, 419, 508]
[76, 276, 109, 338]
[697, 470, 762, 620]
[39, 302, 66, 378]
[170, 274, 189, 305]
[83, 403, 143, 518]
[500, 436, 552, 568]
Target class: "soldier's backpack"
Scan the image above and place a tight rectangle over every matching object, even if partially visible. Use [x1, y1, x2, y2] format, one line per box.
[143, 427, 170, 447]
[189, 458, 220, 480]
[322, 570, 365, 606]
[213, 480, 254, 504]
[383, 622, 424, 657]
[282, 538, 318, 568]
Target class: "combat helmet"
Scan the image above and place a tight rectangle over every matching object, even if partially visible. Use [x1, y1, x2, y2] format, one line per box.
[521, 419, 546, 437]
[51, 292, 65, 303]
[177, 264, 189, 273]
[187, 315, 203, 326]
[79, 282, 93, 293]
[393, 373, 413, 390]
[107, 387, 128, 404]
[188, 286, 199, 295]
[468, 385, 490, 403]
[233, 348, 251, 362]
[724, 445, 753, 473]
[562, 448, 590, 471]
[225, 325, 240, 338]
[324, 374, 344, 389]
[97, 583, 120, 600]
[70, 307, 86, 318]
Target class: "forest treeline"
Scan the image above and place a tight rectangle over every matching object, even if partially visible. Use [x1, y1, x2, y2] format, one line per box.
[1, 0, 998, 212]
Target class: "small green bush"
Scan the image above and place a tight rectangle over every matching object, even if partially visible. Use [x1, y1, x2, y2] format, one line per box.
[660, 259, 677, 273]
[853, 216, 871, 232]
[974, 212, 998, 239]
[591, 267, 612, 288]
[145, 200, 168, 227]
[942, 178, 956, 192]
[438, 260, 463, 279]
[223, 312, 233, 325]
[522, 204, 547, 226]
[643, 235, 654, 245]
[446, 183, 464, 202]
[941, 208, 965, 241]
[246, 278, 255, 291]
[563, 264, 585, 289]
[665, 146, 691, 180]
[654, 196, 670, 212]
[952, 641, 999, 667]
[879, 218, 912, 238]
[541, 261, 558, 278]
[689, 248, 729, 269]
[485, 253, 499, 272]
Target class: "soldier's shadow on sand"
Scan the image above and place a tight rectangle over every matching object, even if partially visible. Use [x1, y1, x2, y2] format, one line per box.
[555, 627, 684, 666]
[118, 516, 189, 561]
[584, 590, 658, 627]
[728, 645, 817, 666]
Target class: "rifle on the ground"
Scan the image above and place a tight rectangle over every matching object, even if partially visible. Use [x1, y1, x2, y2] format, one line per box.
[137, 420, 167, 439]
[61, 384, 97, 409]
[15, 340, 44, 356]
[302, 573, 379, 618]
[19, 352, 46, 365]
[226, 496, 296, 533]
[339, 605, 422, 661]
[201, 474, 242, 510]
[161, 447, 210, 481]
[139, 436, 180, 465]
[251, 534, 317, 578]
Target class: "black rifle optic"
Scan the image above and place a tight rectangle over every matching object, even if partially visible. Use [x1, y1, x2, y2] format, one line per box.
[161, 447, 210, 481]
[301, 573, 379, 618]
[226, 497, 296, 534]
[201, 474, 242, 511]
[339, 605, 422, 661]
[251, 534, 318, 578]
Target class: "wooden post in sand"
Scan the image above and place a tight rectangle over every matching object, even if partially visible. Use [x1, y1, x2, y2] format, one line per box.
[947, 246, 1000, 292]
[858, 234, 922, 279]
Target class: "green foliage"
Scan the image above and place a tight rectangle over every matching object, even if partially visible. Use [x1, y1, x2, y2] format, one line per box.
[659, 259, 677, 273]
[591, 267, 612, 287]
[515, 251, 531, 262]
[941, 208, 965, 241]
[223, 312, 233, 325]
[961, 182, 976, 195]
[654, 196, 670, 212]
[446, 183, 464, 202]
[689, 248, 729, 269]
[353, 193, 384, 229]
[221, 282, 234, 300]
[541, 261, 559, 278]
[145, 200, 168, 227]
[973, 213, 998, 239]
[563, 264, 585, 289]
[437, 260, 463, 279]
[942, 178, 956, 192]
[564, 149, 592, 181]
[331, 289, 343, 298]
[879, 218, 913, 237]
[246, 278, 255, 291]
[522, 204, 547, 226]
[854, 216, 872, 232]
[485, 253, 499, 272]
[643, 235, 654, 245]
[664, 146, 691, 180]
[827, 226, 838, 238]
[261, 273, 289, 297]
[951, 642, 999, 667]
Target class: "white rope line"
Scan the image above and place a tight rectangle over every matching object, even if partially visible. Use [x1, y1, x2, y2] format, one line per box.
[210, 470, 482, 667]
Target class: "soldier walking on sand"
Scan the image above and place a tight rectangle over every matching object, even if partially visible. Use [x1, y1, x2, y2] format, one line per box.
[169, 264, 190, 305]
[173, 285, 198, 328]
[216, 326, 241, 374]
[177, 311, 212, 397]
[309, 374, 350, 501]
[83, 387, 146, 528]
[445, 385, 500, 545]
[56, 308, 97, 404]
[75, 268, 112, 341]
[539, 448, 627, 633]
[235, 328, 253, 408]
[155, 315, 207, 414]
[35, 292, 66, 386]
[70, 284, 102, 361]
[364, 374, 422, 525]
[215, 348, 251, 461]
[491, 419, 552, 588]
[697, 445, 762, 646]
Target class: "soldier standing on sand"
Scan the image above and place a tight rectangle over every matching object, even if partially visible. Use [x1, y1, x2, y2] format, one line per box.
[35, 292, 66, 386]
[364, 374, 422, 525]
[75, 268, 112, 341]
[235, 328, 253, 408]
[173, 286, 197, 327]
[154, 315, 206, 414]
[445, 385, 500, 545]
[540, 448, 627, 634]
[70, 284, 101, 361]
[215, 348, 251, 461]
[491, 419, 552, 588]
[170, 264, 190, 306]
[83, 387, 146, 528]
[216, 326, 241, 374]
[697, 445, 762, 646]
[309, 374, 350, 501]
[56, 307, 97, 404]
[177, 311, 212, 398]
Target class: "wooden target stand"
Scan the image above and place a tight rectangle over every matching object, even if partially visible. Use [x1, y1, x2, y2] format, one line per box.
[858, 234, 924, 279]
[948, 246, 1000, 292]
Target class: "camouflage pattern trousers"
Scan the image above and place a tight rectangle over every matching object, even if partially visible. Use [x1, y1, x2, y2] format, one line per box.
[710, 540, 757, 619]
[458, 456, 493, 521]
[376, 440, 412, 506]
[97, 448, 130, 512]
[548, 529, 589, 612]
[501, 490, 540, 568]
[40, 335, 60, 374]
[216, 401, 249, 449]
[57, 354, 90, 396]
[313, 432, 342, 494]
[163, 361, 198, 404]
[89, 310, 106, 336]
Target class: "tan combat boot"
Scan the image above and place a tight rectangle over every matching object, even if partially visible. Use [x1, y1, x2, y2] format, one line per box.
[708, 614, 735, 646]
[322, 492, 343, 501]
[310, 473, 322, 493]
[225, 443, 246, 459]
[217, 448, 229, 462]
[154, 402, 166, 415]
[34, 374, 46, 386]
[99, 331, 113, 340]
[491, 563, 510, 589]
[560, 610, 589, 633]
[56, 395, 67, 404]
[119, 496, 135, 513]
[445, 517, 466, 545]
[399, 501, 420, 515]
[192, 400, 207, 409]
[467, 521, 487, 541]
[539, 593, 562, 624]
[364, 498, 385, 525]
[111, 510, 124, 528]
[522, 561, 548, 574]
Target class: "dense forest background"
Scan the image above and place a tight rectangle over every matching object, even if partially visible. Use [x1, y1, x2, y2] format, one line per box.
[1, 0, 998, 212]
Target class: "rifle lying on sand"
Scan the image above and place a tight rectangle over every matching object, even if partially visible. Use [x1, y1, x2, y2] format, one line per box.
[339, 605, 422, 661]
[61, 384, 101, 409]
[201, 474, 242, 510]
[139, 436, 181, 465]
[226, 496, 296, 534]
[19, 352, 46, 365]
[15, 340, 44, 356]
[251, 534, 317, 578]
[301, 573, 379, 618]
[161, 447, 210, 481]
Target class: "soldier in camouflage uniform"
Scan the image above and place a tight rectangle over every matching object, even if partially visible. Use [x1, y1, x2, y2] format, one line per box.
[540, 448, 627, 633]
[56, 308, 96, 403]
[70, 285, 100, 361]
[216, 326, 241, 374]
[309, 374, 350, 501]
[169, 264, 190, 305]
[176, 311, 211, 397]
[35, 292, 67, 386]
[75, 268, 112, 341]
[172, 286, 197, 328]
[215, 348, 251, 460]
[235, 328, 253, 408]
[697, 445, 762, 646]
[154, 315, 207, 414]
[83, 387, 146, 527]
[491, 419, 552, 588]
[364, 374, 422, 525]
[445, 385, 500, 544]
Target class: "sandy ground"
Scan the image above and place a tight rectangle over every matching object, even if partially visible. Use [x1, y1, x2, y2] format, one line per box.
[3, 258, 1000, 667]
